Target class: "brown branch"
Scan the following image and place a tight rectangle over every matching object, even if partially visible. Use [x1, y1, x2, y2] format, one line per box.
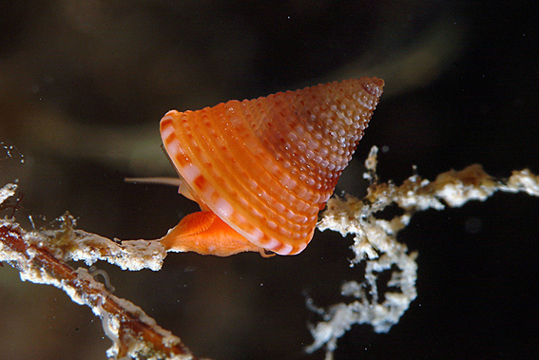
[0, 220, 205, 360]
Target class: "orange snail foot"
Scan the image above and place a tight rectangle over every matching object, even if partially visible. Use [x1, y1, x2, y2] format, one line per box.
[160, 211, 272, 257]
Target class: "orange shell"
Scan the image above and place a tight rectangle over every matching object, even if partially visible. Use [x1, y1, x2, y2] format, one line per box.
[160, 77, 384, 255]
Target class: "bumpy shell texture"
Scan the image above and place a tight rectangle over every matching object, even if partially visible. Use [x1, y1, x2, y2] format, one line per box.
[161, 77, 384, 255]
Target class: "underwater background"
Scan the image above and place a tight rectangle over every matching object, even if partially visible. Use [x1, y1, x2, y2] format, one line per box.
[1, 1, 538, 359]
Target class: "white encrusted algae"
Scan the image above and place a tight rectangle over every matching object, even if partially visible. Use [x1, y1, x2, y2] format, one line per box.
[433, 164, 497, 207]
[65, 234, 167, 271]
[24, 218, 167, 271]
[503, 169, 539, 196]
[308, 149, 539, 359]
[0, 183, 17, 205]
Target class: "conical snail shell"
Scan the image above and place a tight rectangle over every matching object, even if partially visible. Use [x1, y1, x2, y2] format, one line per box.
[160, 77, 384, 255]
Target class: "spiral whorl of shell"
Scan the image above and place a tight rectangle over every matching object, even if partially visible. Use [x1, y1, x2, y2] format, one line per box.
[161, 77, 384, 255]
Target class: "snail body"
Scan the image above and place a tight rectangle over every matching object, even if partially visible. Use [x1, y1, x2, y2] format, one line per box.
[159, 77, 384, 256]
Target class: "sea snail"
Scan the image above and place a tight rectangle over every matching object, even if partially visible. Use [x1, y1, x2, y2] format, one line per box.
[158, 77, 384, 256]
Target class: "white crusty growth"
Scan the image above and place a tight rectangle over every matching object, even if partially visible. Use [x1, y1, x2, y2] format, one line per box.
[306, 146, 539, 360]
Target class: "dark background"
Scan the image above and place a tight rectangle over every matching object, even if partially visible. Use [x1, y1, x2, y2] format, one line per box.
[1, 1, 538, 359]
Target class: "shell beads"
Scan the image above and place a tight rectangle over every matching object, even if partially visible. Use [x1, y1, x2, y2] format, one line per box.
[161, 77, 384, 255]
